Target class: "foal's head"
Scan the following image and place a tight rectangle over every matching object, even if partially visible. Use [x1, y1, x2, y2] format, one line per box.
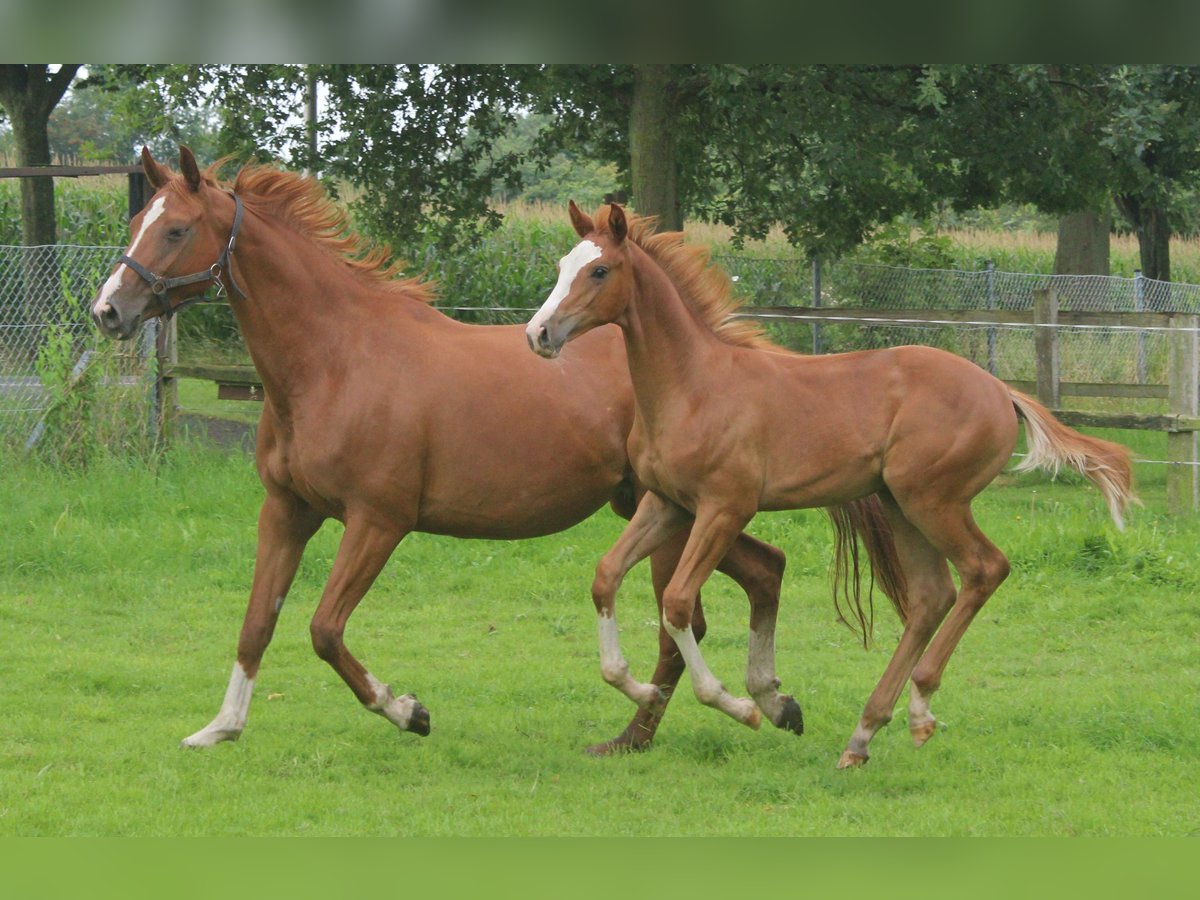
[526, 201, 632, 359]
[92, 146, 235, 340]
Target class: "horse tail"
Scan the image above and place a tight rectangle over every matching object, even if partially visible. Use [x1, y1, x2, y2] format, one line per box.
[1009, 389, 1138, 530]
[827, 494, 909, 649]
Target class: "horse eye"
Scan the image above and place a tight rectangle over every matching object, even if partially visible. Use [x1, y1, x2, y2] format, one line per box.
[167, 227, 188, 241]
[592, 266, 609, 279]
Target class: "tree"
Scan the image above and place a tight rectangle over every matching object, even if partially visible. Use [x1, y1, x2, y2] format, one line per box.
[102, 64, 1200, 282]
[0, 64, 81, 245]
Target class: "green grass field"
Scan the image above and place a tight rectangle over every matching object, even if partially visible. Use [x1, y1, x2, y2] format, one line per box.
[1, 429, 1197, 837]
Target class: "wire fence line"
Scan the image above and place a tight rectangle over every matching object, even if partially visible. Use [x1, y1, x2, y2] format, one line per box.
[3, 244, 1199, 467]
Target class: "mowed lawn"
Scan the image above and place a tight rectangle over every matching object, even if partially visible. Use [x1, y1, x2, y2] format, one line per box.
[1, 432, 1197, 837]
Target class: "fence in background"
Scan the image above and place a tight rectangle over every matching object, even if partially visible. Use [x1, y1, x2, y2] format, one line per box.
[5, 247, 1200, 511]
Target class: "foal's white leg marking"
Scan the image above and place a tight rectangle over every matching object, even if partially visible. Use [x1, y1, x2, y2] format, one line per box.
[365, 673, 422, 731]
[181, 661, 254, 748]
[907, 682, 938, 744]
[597, 613, 664, 709]
[525, 240, 602, 338]
[664, 618, 761, 729]
[745, 625, 788, 723]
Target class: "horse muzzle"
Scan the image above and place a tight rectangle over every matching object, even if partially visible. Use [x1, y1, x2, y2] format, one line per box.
[91, 299, 142, 341]
[525, 322, 563, 359]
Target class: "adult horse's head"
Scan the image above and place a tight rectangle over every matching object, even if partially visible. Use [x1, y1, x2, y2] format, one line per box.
[526, 201, 632, 359]
[92, 146, 242, 340]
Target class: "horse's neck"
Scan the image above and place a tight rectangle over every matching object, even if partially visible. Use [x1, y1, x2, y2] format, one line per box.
[225, 213, 428, 406]
[621, 247, 725, 421]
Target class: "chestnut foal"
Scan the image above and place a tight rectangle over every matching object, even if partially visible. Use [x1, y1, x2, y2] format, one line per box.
[526, 202, 1135, 767]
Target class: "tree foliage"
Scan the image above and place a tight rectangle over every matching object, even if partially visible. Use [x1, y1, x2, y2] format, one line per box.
[53, 65, 1200, 280]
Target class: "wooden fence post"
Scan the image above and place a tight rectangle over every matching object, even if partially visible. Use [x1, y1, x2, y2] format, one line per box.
[1167, 314, 1199, 514]
[1033, 286, 1060, 408]
[155, 315, 178, 445]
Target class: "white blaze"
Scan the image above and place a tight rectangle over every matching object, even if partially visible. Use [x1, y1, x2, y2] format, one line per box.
[93, 196, 167, 314]
[526, 239, 602, 338]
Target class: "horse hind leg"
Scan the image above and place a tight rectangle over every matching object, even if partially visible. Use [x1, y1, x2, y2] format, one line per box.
[307, 515, 431, 737]
[905, 506, 1010, 744]
[727, 535, 802, 734]
[837, 495, 957, 768]
[182, 492, 322, 748]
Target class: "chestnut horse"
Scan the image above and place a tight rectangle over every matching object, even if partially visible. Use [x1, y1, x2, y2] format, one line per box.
[526, 202, 1136, 768]
[90, 148, 881, 751]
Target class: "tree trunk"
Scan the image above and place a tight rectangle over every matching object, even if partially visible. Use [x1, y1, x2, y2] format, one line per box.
[0, 65, 80, 246]
[1053, 209, 1110, 276]
[0, 65, 80, 344]
[1117, 193, 1171, 282]
[629, 65, 681, 230]
[12, 118, 57, 245]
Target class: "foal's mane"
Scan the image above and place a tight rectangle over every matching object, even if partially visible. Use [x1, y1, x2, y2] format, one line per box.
[192, 161, 433, 300]
[595, 206, 774, 350]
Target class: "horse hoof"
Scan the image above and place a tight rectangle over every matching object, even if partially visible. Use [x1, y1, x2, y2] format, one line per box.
[836, 750, 869, 769]
[910, 719, 936, 748]
[407, 701, 431, 737]
[743, 705, 762, 730]
[584, 737, 646, 757]
[775, 696, 805, 735]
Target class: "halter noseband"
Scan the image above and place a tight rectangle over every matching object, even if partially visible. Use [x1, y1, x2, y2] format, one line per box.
[118, 191, 246, 321]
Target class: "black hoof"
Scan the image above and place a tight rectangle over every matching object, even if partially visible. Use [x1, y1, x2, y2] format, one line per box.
[776, 696, 804, 735]
[407, 701, 431, 737]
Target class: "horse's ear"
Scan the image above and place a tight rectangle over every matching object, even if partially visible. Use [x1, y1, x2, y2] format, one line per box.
[179, 146, 202, 193]
[141, 146, 172, 190]
[568, 200, 594, 238]
[608, 203, 628, 244]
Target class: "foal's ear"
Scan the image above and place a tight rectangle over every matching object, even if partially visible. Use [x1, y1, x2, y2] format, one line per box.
[608, 203, 628, 244]
[141, 146, 172, 190]
[568, 200, 594, 238]
[179, 146, 202, 193]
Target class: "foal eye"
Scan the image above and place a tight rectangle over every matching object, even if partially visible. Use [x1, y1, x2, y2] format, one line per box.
[591, 266, 609, 280]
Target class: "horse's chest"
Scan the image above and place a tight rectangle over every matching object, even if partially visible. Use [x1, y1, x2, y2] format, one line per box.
[628, 424, 708, 501]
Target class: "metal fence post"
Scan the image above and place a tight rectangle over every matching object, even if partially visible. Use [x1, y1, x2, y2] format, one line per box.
[1134, 269, 1148, 383]
[985, 260, 997, 376]
[1167, 313, 1199, 514]
[811, 257, 823, 355]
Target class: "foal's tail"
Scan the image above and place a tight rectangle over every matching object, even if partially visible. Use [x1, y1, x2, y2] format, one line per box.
[827, 496, 909, 649]
[1009, 389, 1138, 530]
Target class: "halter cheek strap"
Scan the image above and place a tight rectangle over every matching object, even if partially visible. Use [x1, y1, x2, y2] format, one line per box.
[118, 192, 246, 321]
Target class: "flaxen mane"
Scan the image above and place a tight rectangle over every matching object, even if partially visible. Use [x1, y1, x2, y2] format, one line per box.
[595, 205, 776, 351]
[200, 161, 432, 300]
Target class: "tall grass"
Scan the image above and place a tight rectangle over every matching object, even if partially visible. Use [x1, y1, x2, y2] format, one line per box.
[0, 176, 130, 247]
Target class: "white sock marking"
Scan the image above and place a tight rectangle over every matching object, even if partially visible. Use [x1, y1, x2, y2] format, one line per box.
[181, 660, 254, 747]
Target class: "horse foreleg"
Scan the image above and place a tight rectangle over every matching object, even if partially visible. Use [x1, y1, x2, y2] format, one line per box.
[589, 492, 692, 721]
[182, 492, 322, 748]
[661, 503, 761, 729]
[308, 515, 429, 736]
[587, 529, 707, 754]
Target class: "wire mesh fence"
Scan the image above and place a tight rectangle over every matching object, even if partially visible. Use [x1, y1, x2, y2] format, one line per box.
[4, 246, 1200, 468]
[0, 244, 158, 455]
